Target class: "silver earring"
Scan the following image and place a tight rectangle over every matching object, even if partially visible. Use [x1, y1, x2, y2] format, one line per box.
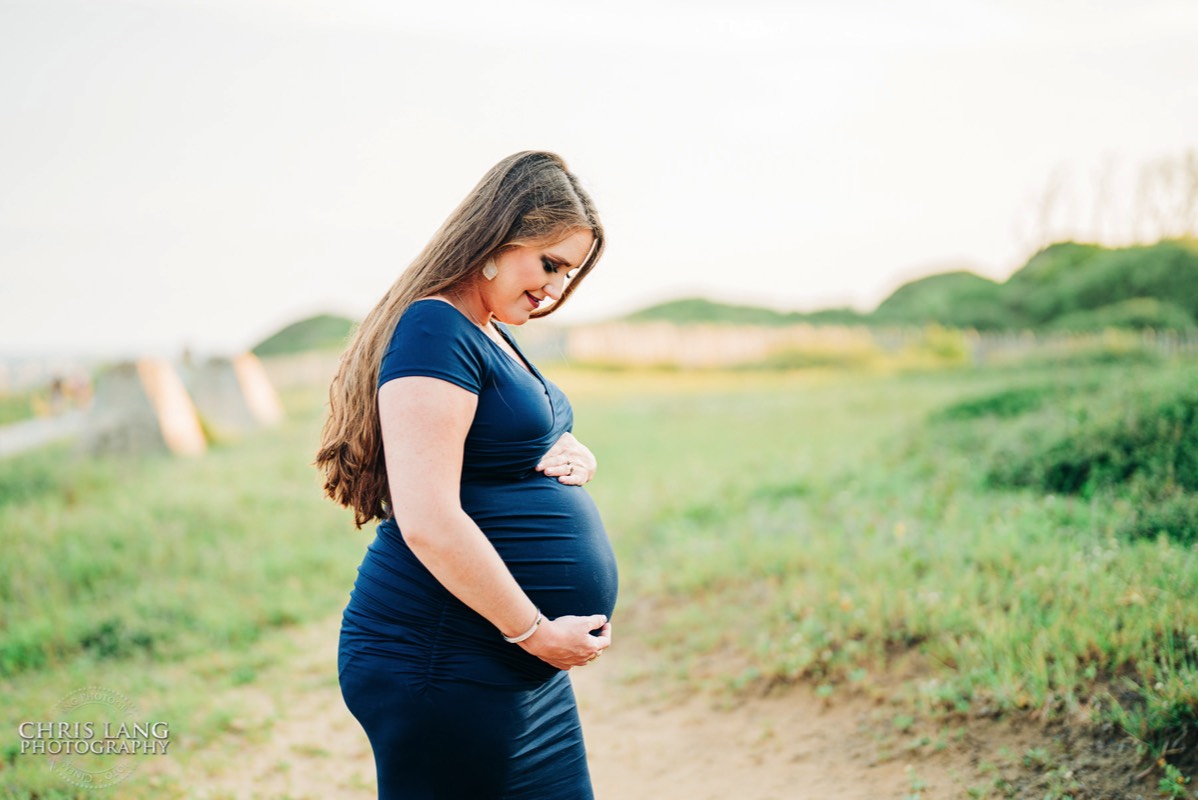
[482, 259, 498, 281]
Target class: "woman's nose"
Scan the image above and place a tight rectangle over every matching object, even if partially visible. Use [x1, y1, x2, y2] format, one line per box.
[542, 277, 564, 301]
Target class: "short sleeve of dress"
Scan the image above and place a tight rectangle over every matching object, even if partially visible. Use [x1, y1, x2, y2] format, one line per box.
[377, 300, 488, 394]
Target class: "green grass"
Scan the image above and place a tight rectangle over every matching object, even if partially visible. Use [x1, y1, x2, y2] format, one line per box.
[562, 362, 1198, 760]
[2, 362, 1196, 795]
[0, 386, 369, 797]
[0, 392, 36, 426]
[0, 387, 362, 679]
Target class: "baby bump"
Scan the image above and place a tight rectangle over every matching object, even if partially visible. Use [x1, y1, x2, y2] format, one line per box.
[461, 477, 619, 621]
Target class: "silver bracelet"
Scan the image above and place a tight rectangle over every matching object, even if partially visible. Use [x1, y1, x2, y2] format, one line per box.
[502, 610, 543, 644]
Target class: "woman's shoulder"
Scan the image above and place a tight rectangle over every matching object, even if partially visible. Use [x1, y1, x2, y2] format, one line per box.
[379, 298, 489, 391]
[401, 297, 471, 325]
[390, 298, 480, 343]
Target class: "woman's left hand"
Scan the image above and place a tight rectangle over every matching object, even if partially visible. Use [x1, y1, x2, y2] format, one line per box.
[536, 431, 596, 486]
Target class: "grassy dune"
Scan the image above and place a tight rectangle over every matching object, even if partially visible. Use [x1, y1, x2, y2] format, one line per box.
[2, 364, 1195, 796]
[0, 392, 37, 427]
[0, 387, 371, 797]
[567, 363, 1197, 775]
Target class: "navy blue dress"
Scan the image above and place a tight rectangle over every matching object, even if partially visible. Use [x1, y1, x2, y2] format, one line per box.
[338, 299, 619, 799]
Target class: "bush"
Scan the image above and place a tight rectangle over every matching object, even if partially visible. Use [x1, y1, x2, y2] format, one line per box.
[1120, 492, 1198, 544]
[1049, 297, 1197, 332]
[985, 372, 1198, 498]
[1065, 240, 1198, 322]
[1014, 334, 1165, 368]
[252, 313, 357, 356]
[802, 307, 873, 326]
[1004, 241, 1107, 326]
[1009, 241, 1107, 288]
[1007, 240, 1198, 328]
[873, 270, 1012, 330]
[926, 367, 1198, 544]
[930, 384, 1065, 422]
[625, 297, 806, 326]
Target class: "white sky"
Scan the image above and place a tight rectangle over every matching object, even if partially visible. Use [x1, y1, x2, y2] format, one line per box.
[2, 0, 1196, 357]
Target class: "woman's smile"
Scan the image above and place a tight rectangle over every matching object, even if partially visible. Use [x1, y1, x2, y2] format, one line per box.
[479, 228, 594, 324]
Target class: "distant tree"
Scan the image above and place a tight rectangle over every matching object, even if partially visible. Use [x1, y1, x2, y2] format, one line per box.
[802, 307, 872, 326]
[252, 313, 357, 356]
[622, 236, 1198, 334]
[1142, 150, 1198, 240]
[1004, 239, 1198, 327]
[872, 271, 1010, 330]
[1058, 240, 1198, 320]
[623, 298, 804, 326]
[1022, 149, 1198, 252]
[1004, 241, 1107, 326]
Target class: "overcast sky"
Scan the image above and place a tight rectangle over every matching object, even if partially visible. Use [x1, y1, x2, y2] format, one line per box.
[2, 0, 1196, 357]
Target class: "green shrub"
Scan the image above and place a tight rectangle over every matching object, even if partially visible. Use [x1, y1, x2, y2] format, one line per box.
[252, 312, 357, 356]
[873, 271, 1011, 330]
[931, 384, 1064, 421]
[1050, 297, 1197, 332]
[985, 372, 1198, 498]
[624, 297, 808, 326]
[926, 368, 1198, 551]
[1004, 241, 1107, 326]
[1014, 336, 1165, 368]
[1009, 241, 1107, 287]
[615, 240, 1198, 336]
[1120, 492, 1198, 544]
[802, 307, 873, 326]
[1066, 240, 1198, 321]
[1010, 240, 1198, 327]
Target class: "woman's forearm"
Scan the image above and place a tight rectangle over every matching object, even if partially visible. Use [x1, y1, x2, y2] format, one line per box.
[400, 505, 609, 669]
[399, 506, 538, 639]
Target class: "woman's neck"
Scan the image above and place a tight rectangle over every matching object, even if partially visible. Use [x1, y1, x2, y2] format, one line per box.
[439, 288, 492, 329]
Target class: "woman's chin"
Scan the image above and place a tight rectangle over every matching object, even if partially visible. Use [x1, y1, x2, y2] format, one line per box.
[495, 310, 532, 326]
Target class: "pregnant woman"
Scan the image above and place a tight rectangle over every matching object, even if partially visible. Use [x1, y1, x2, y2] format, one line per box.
[315, 151, 618, 799]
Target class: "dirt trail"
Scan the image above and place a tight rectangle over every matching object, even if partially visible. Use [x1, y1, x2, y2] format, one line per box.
[171, 614, 1033, 799]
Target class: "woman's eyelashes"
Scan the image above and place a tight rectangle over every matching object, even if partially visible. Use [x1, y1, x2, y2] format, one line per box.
[542, 256, 579, 280]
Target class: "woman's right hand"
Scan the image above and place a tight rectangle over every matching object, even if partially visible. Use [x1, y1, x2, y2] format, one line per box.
[519, 614, 611, 670]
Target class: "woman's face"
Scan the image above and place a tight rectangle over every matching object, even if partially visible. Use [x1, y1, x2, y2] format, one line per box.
[481, 228, 594, 325]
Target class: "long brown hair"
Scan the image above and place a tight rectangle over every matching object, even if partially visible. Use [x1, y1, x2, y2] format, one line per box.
[315, 151, 605, 527]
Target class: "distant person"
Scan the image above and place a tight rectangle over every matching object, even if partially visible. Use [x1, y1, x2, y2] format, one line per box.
[48, 376, 65, 415]
[315, 151, 618, 799]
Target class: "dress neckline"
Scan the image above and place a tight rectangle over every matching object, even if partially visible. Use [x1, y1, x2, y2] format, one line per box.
[415, 297, 541, 379]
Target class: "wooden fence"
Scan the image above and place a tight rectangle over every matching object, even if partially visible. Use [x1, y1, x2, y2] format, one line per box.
[517, 323, 1198, 368]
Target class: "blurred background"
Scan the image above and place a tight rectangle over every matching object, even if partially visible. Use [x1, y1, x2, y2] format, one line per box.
[3, 0, 1197, 358]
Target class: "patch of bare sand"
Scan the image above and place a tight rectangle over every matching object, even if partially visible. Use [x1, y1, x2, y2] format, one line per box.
[146, 614, 373, 799]
[161, 613, 1075, 799]
[573, 662, 1044, 800]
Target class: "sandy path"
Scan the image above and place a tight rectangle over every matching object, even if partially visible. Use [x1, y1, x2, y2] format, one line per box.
[171, 613, 1025, 799]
